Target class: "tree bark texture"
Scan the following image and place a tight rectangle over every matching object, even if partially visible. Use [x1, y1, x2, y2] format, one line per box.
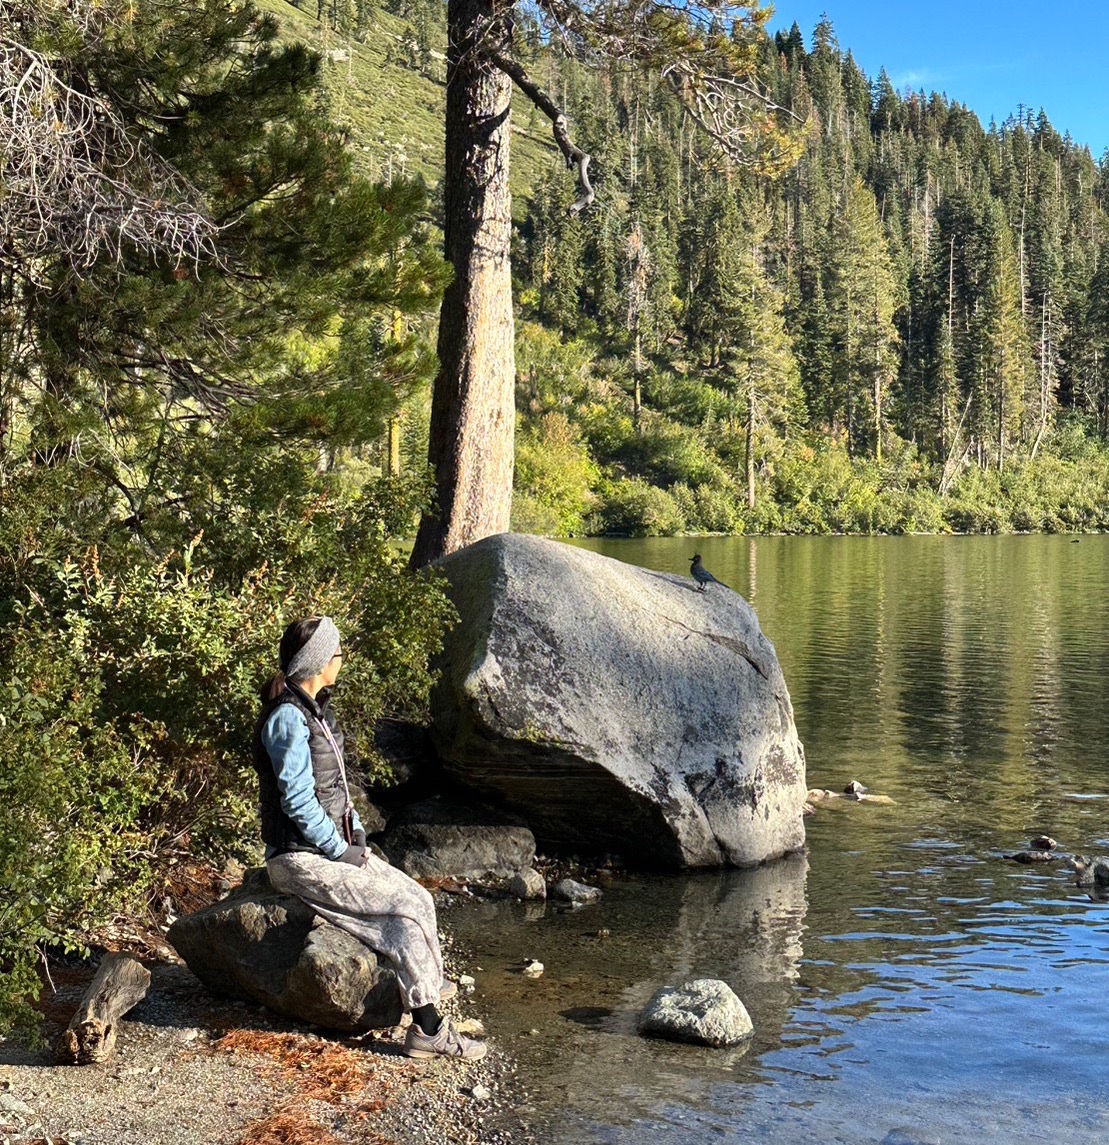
[55, 952, 151, 1065]
[410, 0, 515, 568]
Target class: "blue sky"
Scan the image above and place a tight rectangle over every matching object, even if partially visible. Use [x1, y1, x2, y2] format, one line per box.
[769, 2, 1109, 157]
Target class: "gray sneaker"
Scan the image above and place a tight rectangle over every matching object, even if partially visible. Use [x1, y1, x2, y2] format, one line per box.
[404, 1020, 487, 1061]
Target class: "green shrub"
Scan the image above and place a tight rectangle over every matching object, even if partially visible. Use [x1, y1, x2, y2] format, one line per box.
[0, 470, 452, 1039]
[513, 412, 599, 535]
[591, 477, 686, 536]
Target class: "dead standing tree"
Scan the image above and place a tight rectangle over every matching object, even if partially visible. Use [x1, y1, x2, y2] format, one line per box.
[410, 0, 801, 566]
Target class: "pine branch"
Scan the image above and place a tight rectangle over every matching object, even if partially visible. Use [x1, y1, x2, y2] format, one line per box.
[0, 5, 224, 279]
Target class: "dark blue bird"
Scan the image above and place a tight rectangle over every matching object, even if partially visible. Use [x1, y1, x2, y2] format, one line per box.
[690, 554, 728, 592]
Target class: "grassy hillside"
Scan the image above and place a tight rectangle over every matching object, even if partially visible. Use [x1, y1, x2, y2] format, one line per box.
[256, 0, 558, 207]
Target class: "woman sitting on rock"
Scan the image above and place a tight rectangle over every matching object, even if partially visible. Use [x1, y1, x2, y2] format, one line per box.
[253, 615, 485, 1061]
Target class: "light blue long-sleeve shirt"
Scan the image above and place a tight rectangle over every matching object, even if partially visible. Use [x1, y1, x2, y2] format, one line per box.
[260, 703, 362, 861]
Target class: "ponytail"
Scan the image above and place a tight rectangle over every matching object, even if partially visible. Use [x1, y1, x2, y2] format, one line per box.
[260, 670, 287, 705]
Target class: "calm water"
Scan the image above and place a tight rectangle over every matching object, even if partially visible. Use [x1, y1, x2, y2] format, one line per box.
[447, 536, 1109, 1144]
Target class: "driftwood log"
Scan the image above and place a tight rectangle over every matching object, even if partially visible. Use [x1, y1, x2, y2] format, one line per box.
[54, 952, 151, 1065]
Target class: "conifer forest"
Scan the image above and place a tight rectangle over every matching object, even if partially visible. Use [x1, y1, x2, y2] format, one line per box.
[305, 1, 1109, 539]
[506, 17, 1109, 536]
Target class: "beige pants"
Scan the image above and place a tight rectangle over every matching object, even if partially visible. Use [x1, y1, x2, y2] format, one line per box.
[267, 850, 446, 1010]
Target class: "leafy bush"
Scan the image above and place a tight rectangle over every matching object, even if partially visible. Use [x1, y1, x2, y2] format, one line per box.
[0, 468, 452, 1038]
[591, 477, 686, 536]
[513, 412, 599, 535]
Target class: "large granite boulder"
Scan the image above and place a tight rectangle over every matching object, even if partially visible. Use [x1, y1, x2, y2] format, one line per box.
[431, 534, 806, 869]
[379, 798, 536, 880]
[167, 870, 402, 1032]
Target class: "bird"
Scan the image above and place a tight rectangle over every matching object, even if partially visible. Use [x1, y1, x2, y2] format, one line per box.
[690, 554, 728, 592]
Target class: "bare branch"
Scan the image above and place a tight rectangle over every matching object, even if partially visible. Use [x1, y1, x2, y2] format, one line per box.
[484, 49, 594, 213]
[0, 1, 223, 280]
[522, 0, 803, 171]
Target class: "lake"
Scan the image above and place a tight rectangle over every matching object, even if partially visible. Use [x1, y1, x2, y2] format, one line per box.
[445, 535, 1109, 1144]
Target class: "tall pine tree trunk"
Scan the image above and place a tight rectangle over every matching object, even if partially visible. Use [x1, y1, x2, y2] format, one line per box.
[386, 417, 402, 475]
[633, 328, 643, 434]
[746, 372, 756, 510]
[410, 0, 515, 567]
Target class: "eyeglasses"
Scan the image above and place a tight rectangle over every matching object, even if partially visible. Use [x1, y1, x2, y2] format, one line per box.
[331, 650, 344, 661]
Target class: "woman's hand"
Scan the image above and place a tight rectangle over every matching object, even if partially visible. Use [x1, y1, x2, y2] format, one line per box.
[339, 844, 367, 867]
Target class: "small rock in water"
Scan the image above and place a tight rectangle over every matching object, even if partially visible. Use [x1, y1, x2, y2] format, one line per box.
[551, 878, 602, 906]
[470, 1084, 492, 1101]
[521, 959, 544, 978]
[1030, 835, 1058, 851]
[1005, 849, 1060, 864]
[882, 1131, 942, 1145]
[638, 979, 753, 1047]
[1069, 855, 1109, 894]
[458, 973, 476, 991]
[508, 868, 547, 900]
[844, 780, 868, 797]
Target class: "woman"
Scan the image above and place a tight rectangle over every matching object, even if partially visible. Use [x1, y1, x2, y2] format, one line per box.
[253, 616, 485, 1061]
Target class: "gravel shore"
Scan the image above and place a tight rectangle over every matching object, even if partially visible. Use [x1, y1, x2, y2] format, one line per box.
[0, 956, 531, 1145]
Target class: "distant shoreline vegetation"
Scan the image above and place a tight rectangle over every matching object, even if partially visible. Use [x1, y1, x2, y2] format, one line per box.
[513, 419, 1109, 538]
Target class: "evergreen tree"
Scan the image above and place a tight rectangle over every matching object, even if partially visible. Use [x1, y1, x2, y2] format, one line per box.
[825, 177, 901, 459]
[971, 203, 1031, 468]
[1, 0, 449, 549]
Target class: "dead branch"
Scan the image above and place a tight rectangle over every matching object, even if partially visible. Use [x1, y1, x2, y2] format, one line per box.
[485, 49, 594, 213]
[55, 952, 151, 1065]
[938, 393, 974, 497]
[525, 0, 801, 170]
[1, 1, 222, 279]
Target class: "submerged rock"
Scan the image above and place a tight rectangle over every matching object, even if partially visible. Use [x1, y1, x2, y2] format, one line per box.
[509, 868, 547, 900]
[430, 534, 807, 869]
[638, 979, 754, 1047]
[807, 787, 895, 807]
[1004, 849, 1061, 864]
[167, 869, 402, 1032]
[1069, 855, 1109, 898]
[551, 878, 602, 906]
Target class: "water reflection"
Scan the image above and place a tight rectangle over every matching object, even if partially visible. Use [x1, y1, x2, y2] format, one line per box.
[447, 856, 809, 1141]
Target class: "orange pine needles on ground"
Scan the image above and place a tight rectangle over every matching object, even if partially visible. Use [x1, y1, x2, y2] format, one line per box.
[213, 1028, 403, 1145]
[216, 1029, 369, 1103]
[236, 1107, 346, 1145]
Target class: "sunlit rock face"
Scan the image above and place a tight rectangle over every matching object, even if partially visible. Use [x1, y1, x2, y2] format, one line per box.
[430, 534, 807, 869]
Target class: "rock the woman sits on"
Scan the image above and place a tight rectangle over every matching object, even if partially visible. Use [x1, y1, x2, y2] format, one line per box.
[253, 616, 485, 1060]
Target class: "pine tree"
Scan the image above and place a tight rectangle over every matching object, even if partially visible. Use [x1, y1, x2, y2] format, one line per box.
[971, 203, 1031, 468]
[826, 177, 901, 459]
[1, 0, 449, 543]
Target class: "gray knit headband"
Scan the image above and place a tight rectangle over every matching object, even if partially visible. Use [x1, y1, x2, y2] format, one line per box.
[283, 617, 341, 682]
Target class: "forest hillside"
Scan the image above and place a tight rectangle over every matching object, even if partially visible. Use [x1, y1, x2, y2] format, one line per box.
[268, 0, 1109, 536]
